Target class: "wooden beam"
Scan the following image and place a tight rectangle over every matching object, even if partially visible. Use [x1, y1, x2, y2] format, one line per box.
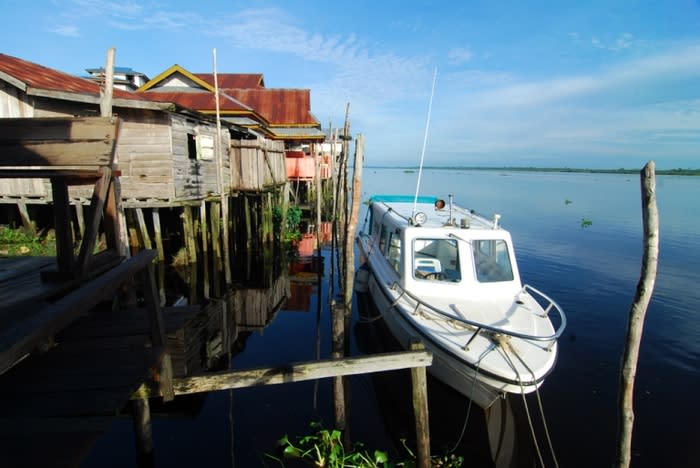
[132, 349, 432, 398]
[0, 117, 120, 167]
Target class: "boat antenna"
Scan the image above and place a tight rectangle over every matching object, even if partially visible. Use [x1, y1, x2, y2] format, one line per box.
[412, 67, 438, 218]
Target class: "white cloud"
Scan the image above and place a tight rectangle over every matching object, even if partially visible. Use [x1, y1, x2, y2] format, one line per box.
[48, 24, 81, 37]
[447, 47, 473, 66]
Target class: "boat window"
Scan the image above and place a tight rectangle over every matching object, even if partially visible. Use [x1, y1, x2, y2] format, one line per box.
[472, 239, 514, 282]
[378, 224, 387, 254]
[386, 232, 402, 275]
[413, 238, 461, 282]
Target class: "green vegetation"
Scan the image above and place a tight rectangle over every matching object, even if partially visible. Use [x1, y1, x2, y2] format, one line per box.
[581, 217, 593, 228]
[267, 422, 463, 467]
[273, 205, 303, 242]
[0, 226, 56, 256]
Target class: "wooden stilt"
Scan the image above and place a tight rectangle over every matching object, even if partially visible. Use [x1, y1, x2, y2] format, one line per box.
[132, 397, 154, 465]
[16, 200, 35, 235]
[222, 195, 232, 285]
[135, 208, 153, 250]
[332, 302, 347, 433]
[74, 203, 85, 242]
[182, 206, 197, 265]
[211, 201, 222, 297]
[127, 209, 140, 255]
[51, 178, 73, 271]
[151, 208, 166, 306]
[200, 201, 210, 299]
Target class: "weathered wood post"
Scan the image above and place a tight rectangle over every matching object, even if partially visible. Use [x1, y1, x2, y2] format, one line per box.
[615, 161, 659, 468]
[410, 340, 431, 468]
[132, 397, 154, 466]
[200, 200, 210, 299]
[345, 134, 363, 337]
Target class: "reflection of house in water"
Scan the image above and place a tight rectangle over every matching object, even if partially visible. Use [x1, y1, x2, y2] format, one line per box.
[166, 245, 290, 375]
[286, 223, 330, 311]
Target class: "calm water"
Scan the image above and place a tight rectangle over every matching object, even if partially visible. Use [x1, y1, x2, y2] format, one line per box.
[86, 168, 699, 467]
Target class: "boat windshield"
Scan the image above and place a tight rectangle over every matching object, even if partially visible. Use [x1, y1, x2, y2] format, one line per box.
[472, 239, 514, 282]
[413, 238, 461, 282]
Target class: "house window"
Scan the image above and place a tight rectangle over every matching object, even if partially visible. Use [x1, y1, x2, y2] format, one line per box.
[187, 133, 197, 160]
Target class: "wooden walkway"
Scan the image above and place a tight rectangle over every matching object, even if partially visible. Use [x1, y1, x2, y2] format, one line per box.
[0, 250, 181, 467]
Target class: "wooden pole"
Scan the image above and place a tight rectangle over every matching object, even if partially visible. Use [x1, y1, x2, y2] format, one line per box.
[615, 161, 659, 468]
[332, 302, 346, 432]
[344, 134, 363, 339]
[222, 194, 232, 285]
[200, 201, 210, 299]
[135, 208, 152, 250]
[132, 397, 154, 466]
[152, 208, 166, 306]
[100, 48, 114, 118]
[17, 200, 35, 235]
[211, 201, 222, 297]
[410, 341, 431, 468]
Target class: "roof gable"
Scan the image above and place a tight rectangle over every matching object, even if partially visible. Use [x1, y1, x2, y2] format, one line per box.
[137, 64, 214, 92]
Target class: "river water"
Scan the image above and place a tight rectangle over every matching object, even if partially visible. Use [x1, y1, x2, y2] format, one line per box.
[85, 167, 699, 467]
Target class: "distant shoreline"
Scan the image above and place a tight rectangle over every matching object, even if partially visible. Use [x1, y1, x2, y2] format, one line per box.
[367, 166, 700, 176]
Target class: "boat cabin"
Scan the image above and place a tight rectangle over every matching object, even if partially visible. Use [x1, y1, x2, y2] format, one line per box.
[362, 195, 523, 299]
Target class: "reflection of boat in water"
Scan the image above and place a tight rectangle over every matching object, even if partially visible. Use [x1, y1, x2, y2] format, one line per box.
[356, 195, 566, 409]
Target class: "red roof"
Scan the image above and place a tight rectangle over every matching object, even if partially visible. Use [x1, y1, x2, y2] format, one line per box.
[194, 73, 265, 89]
[141, 90, 253, 113]
[0, 53, 144, 101]
[225, 88, 319, 126]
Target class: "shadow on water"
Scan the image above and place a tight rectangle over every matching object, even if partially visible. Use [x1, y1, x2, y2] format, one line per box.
[353, 287, 547, 468]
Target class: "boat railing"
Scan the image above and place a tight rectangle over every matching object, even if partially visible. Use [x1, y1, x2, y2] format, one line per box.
[389, 281, 567, 343]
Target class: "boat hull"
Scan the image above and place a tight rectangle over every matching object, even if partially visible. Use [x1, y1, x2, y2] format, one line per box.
[365, 268, 513, 408]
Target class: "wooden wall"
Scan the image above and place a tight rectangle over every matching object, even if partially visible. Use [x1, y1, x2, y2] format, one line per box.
[230, 138, 286, 191]
[0, 86, 235, 204]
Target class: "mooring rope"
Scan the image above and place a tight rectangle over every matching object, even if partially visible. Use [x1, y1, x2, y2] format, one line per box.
[505, 342, 560, 468]
[499, 343, 547, 467]
[448, 341, 497, 453]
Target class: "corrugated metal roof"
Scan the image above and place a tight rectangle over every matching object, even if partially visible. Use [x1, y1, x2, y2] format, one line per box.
[0, 53, 145, 102]
[194, 73, 265, 89]
[141, 90, 254, 113]
[225, 88, 320, 126]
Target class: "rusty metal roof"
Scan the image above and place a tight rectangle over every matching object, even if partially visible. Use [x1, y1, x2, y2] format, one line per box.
[0, 53, 145, 102]
[194, 73, 265, 89]
[141, 90, 255, 113]
[225, 88, 320, 127]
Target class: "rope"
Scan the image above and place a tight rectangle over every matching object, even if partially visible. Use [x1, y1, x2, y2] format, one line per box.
[499, 343, 546, 467]
[448, 341, 496, 453]
[506, 342, 560, 468]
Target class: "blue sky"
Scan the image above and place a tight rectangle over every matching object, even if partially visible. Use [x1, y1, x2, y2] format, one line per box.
[3, 0, 700, 169]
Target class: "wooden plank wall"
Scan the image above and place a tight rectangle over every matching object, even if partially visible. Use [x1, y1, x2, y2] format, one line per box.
[171, 114, 229, 200]
[230, 138, 286, 191]
[117, 110, 175, 201]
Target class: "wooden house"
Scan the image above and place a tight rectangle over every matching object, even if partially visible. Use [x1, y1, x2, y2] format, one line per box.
[0, 53, 241, 205]
[137, 65, 327, 184]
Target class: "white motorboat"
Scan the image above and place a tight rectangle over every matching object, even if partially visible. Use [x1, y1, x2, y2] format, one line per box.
[355, 194, 566, 409]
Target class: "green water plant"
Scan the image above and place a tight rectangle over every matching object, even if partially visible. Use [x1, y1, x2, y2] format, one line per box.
[267, 422, 463, 467]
